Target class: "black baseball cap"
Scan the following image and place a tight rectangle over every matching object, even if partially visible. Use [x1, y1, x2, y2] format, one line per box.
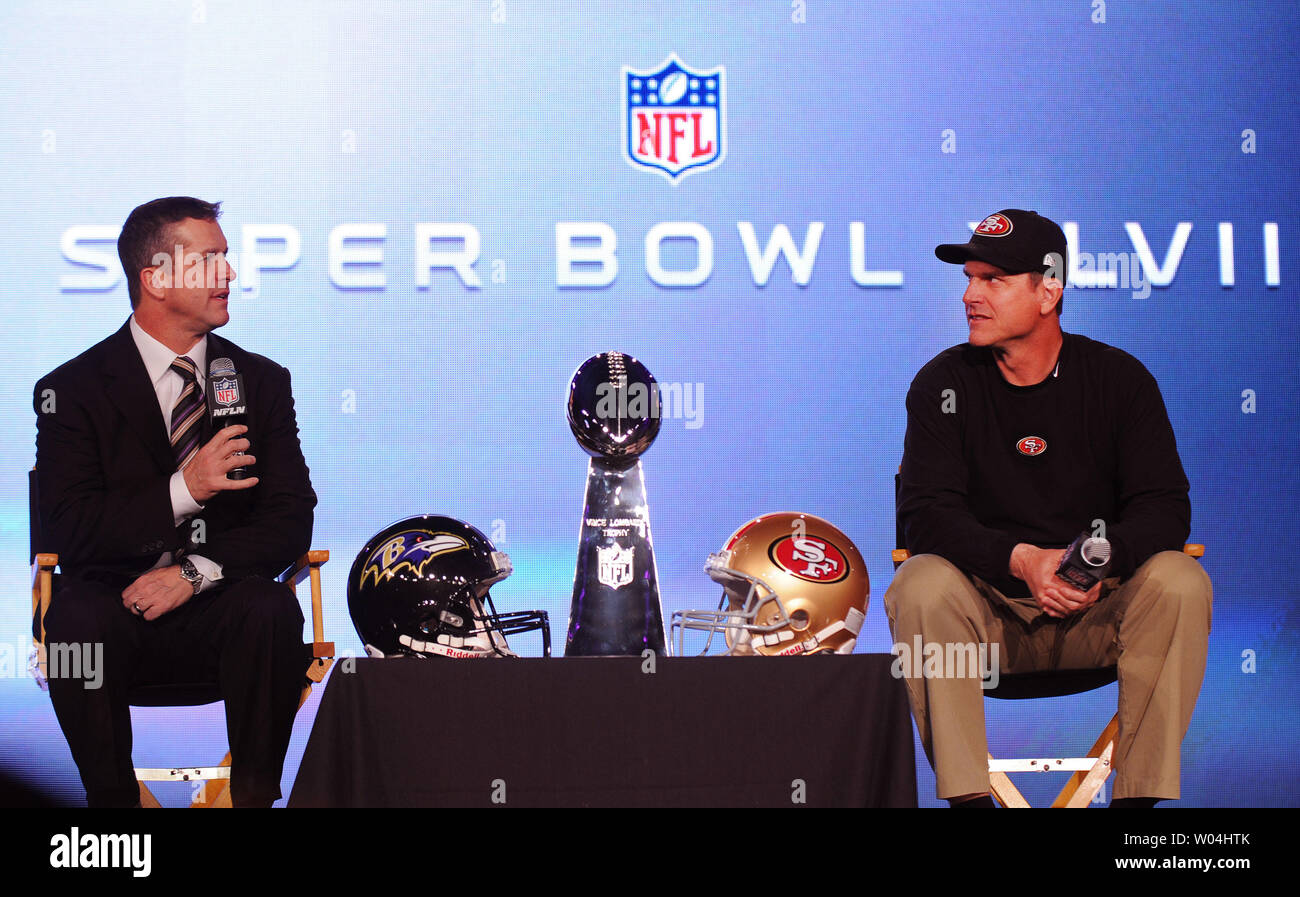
[935, 209, 1068, 284]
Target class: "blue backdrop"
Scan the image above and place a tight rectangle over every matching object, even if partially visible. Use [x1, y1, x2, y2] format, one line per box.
[1, 0, 1296, 807]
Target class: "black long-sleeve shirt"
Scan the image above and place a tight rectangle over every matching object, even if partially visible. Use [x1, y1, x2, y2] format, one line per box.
[898, 332, 1190, 599]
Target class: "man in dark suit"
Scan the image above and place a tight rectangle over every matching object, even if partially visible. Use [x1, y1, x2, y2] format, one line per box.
[34, 196, 316, 807]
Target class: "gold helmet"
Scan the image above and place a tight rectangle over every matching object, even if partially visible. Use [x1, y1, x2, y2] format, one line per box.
[672, 512, 869, 656]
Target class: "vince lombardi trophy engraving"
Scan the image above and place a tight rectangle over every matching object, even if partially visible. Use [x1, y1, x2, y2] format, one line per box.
[565, 352, 667, 656]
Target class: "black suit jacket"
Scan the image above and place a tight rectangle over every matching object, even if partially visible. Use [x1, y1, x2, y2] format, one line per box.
[33, 319, 316, 585]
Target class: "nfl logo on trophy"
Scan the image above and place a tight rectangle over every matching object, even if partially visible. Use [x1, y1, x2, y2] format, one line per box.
[597, 544, 634, 589]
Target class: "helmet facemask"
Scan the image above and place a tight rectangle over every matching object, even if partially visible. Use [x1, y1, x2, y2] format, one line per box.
[671, 551, 794, 656]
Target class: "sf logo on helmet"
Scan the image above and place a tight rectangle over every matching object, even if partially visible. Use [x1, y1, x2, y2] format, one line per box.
[792, 538, 838, 578]
[770, 535, 850, 583]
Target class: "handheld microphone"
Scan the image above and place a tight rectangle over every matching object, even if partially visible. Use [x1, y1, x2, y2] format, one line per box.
[206, 357, 251, 480]
[1055, 530, 1112, 591]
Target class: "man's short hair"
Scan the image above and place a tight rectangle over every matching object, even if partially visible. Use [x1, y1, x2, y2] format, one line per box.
[1027, 270, 1064, 316]
[118, 197, 222, 308]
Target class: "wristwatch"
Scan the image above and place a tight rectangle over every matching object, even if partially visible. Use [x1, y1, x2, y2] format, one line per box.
[179, 557, 204, 595]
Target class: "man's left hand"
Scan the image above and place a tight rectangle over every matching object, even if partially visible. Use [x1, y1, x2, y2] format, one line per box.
[122, 566, 192, 621]
[1011, 544, 1104, 618]
[1041, 576, 1103, 618]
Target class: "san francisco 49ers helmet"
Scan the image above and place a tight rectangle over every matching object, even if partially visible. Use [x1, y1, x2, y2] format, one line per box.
[671, 512, 869, 656]
[347, 515, 550, 659]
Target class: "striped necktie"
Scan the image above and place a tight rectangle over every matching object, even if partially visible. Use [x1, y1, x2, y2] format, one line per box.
[169, 356, 206, 470]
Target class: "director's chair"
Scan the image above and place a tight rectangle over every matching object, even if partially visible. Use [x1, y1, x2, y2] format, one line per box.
[890, 470, 1205, 808]
[29, 469, 334, 808]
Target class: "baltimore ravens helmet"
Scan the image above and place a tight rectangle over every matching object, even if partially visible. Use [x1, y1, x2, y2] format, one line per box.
[347, 515, 550, 658]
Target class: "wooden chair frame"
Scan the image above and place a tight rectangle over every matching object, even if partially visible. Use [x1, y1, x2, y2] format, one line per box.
[31, 546, 334, 808]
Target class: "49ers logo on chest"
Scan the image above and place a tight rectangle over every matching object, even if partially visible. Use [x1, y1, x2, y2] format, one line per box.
[623, 54, 726, 182]
[1017, 436, 1047, 456]
[769, 535, 850, 584]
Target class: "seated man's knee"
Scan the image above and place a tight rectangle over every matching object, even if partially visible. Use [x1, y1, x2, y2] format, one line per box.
[885, 554, 976, 627]
[1129, 551, 1213, 629]
[222, 577, 305, 630]
[42, 580, 124, 645]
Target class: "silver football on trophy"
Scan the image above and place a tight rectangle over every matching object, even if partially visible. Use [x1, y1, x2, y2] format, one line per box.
[566, 352, 662, 464]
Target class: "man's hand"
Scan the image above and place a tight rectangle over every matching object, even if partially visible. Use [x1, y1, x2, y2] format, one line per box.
[182, 425, 259, 502]
[1009, 543, 1103, 619]
[122, 566, 193, 621]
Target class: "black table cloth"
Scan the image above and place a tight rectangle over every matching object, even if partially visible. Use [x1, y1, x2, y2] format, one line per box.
[289, 654, 916, 807]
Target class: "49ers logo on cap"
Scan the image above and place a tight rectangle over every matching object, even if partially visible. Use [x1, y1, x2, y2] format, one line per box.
[975, 213, 1013, 236]
[1016, 436, 1047, 456]
[769, 535, 849, 583]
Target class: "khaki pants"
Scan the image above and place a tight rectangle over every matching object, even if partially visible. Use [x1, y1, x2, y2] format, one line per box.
[883, 552, 1211, 801]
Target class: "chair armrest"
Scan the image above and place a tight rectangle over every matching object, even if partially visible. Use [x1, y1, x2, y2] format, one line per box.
[891, 543, 1204, 572]
[30, 553, 57, 631]
[30, 553, 57, 689]
[31, 553, 58, 590]
[279, 549, 330, 587]
[278, 550, 334, 680]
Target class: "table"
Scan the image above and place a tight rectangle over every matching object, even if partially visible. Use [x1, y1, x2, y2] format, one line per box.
[288, 654, 916, 807]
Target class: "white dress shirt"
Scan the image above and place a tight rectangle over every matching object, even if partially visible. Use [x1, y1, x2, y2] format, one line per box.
[129, 315, 223, 591]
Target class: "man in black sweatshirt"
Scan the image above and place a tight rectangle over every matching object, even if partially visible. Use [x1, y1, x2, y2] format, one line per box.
[884, 209, 1212, 807]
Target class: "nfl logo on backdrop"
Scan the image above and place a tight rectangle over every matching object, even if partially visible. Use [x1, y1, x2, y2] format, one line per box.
[214, 377, 239, 406]
[623, 54, 725, 182]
